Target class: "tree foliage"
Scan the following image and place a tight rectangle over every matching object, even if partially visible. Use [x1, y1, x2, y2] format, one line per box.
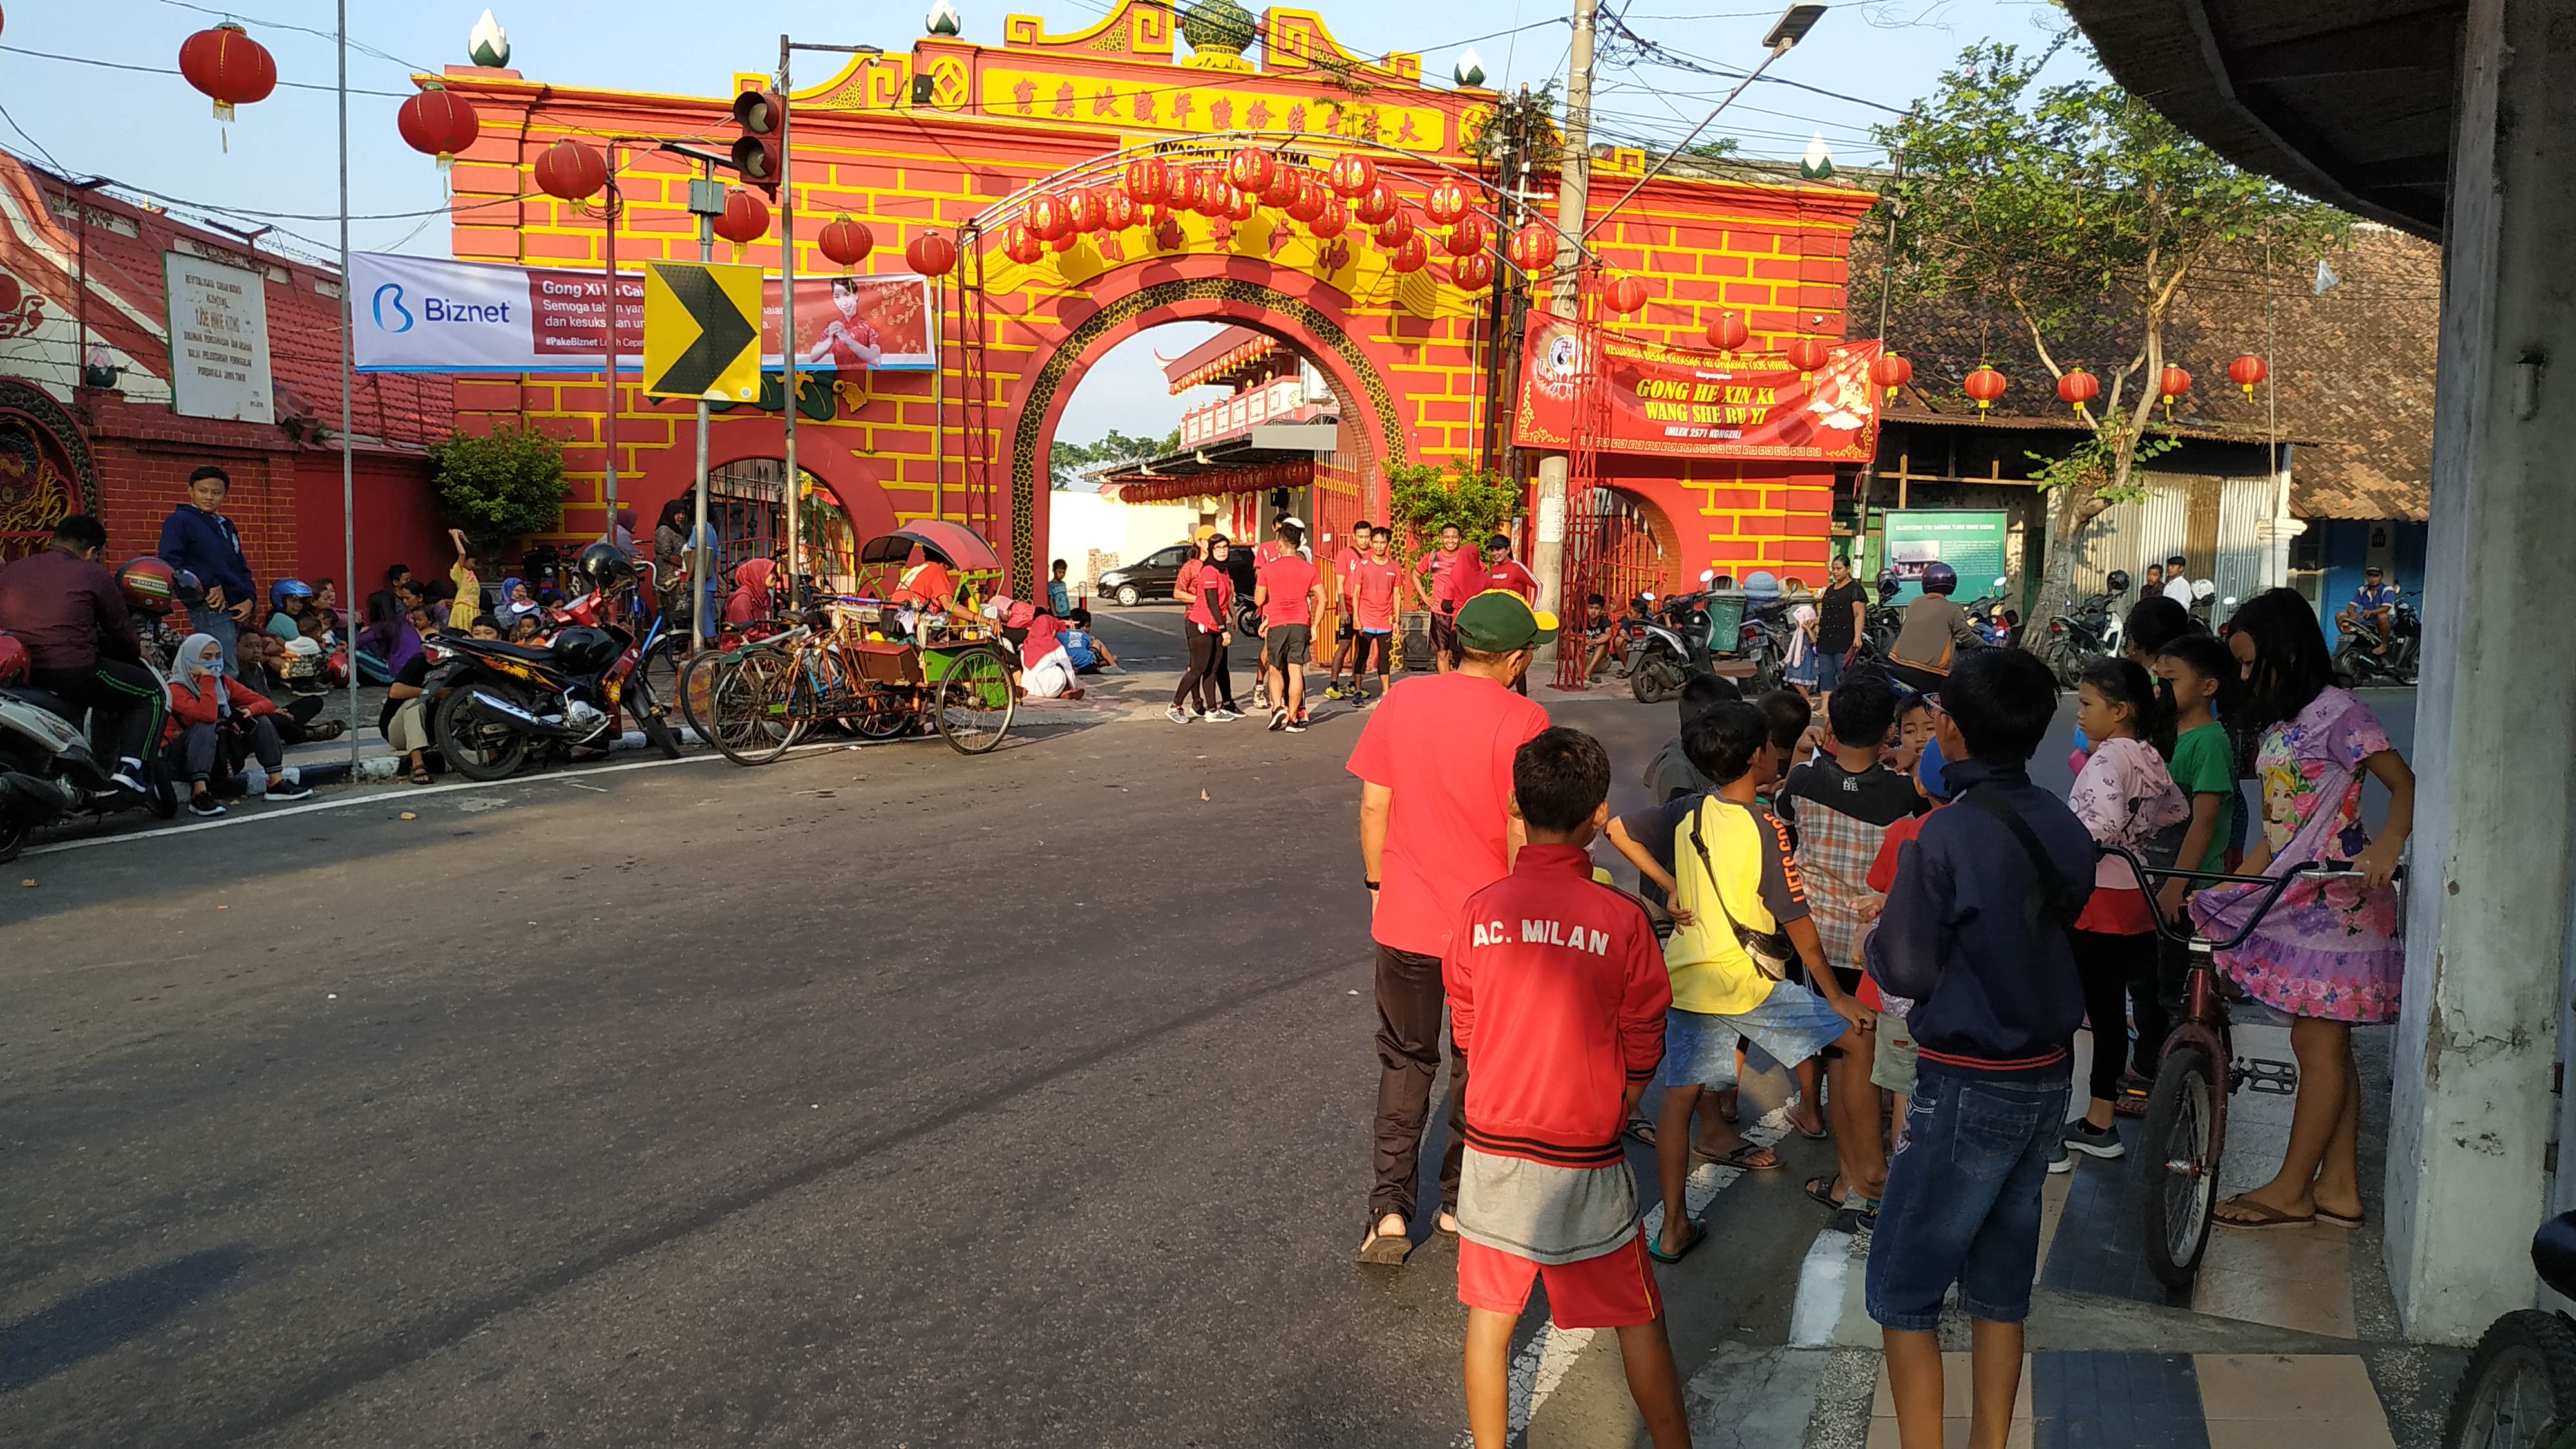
[1051, 427, 1181, 480]
[1871, 38, 2347, 634]
[428, 423, 566, 544]
[1385, 461, 1519, 569]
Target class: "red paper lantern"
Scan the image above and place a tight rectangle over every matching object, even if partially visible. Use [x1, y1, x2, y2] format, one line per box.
[1124, 157, 1168, 207]
[2157, 364, 2193, 415]
[1328, 153, 1378, 199]
[1287, 176, 1328, 225]
[1229, 146, 1276, 194]
[1508, 222, 1553, 272]
[1198, 168, 1234, 214]
[1868, 352, 1913, 400]
[1001, 222, 1045, 265]
[713, 187, 770, 247]
[2228, 353, 2269, 396]
[1354, 181, 1398, 227]
[1374, 209, 1416, 249]
[1310, 196, 1349, 240]
[1425, 178, 1471, 227]
[1101, 189, 1136, 231]
[1452, 252, 1495, 291]
[817, 215, 875, 268]
[2056, 368, 2099, 413]
[396, 83, 480, 169]
[1390, 234, 1430, 274]
[1026, 192, 1072, 242]
[1051, 231, 1080, 254]
[1446, 214, 1489, 259]
[1706, 314, 1750, 351]
[1260, 164, 1303, 209]
[1603, 275, 1649, 316]
[531, 138, 608, 202]
[1226, 185, 1257, 223]
[178, 23, 277, 122]
[1963, 366, 2008, 412]
[1783, 337, 1831, 374]
[1074, 187, 1109, 234]
[905, 229, 958, 278]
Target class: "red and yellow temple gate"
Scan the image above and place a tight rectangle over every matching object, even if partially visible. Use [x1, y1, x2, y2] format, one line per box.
[429, 1, 1873, 595]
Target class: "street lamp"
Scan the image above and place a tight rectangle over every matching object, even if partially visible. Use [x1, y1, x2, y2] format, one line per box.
[1585, 2, 1829, 238]
[1763, 4, 1826, 53]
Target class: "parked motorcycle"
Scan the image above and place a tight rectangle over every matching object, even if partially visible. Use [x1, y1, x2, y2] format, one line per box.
[1629, 575, 1721, 705]
[2334, 592, 2420, 686]
[0, 643, 178, 864]
[428, 558, 683, 782]
[2041, 571, 2132, 686]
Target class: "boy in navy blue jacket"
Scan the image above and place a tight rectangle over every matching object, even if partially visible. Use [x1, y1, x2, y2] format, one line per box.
[1864, 648, 2093, 1449]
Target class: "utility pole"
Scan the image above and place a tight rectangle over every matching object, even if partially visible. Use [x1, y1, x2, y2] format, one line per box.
[1528, 0, 1598, 634]
[688, 157, 721, 645]
[778, 36, 803, 609]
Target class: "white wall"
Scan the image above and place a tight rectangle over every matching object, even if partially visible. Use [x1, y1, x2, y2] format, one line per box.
[1046, 491, 1201, 595]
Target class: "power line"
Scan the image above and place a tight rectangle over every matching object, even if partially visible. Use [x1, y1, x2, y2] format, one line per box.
[150, 0, 435, 75]
[0, 43, 417, 97]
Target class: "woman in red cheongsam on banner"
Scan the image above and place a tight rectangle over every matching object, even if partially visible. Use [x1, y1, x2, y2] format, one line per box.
[802, 276, 885, 369]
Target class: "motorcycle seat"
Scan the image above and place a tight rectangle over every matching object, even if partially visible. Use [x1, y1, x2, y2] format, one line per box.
[459, 640, 558, 664]
[0, 685, 78, 721]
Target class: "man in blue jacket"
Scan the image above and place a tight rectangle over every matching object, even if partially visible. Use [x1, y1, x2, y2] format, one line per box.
[1863, 647, 2093, 1449]
[158, 464, 256, 674]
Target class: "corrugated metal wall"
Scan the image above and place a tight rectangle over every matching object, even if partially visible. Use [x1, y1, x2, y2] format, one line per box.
[2214, 476, 2275, 612]
[2061, 471, 2272, 609]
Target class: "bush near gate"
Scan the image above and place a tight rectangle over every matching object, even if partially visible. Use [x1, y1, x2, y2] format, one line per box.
[429, 423, 567, 547]
[1387, 461, 1519, 570]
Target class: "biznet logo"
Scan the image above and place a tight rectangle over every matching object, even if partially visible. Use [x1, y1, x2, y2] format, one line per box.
[370, 283, 511, 333]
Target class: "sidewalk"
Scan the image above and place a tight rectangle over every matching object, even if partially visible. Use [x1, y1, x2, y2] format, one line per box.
[1703, 1018, 2467, 1448]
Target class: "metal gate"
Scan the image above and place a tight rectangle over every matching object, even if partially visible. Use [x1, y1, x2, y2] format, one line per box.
[1586, 488, 1669, 612]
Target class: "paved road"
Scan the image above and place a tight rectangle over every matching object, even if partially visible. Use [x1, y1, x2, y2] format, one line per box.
[0, 612, 2419, 1448]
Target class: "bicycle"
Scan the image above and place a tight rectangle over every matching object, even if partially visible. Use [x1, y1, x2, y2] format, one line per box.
[2096, 845, 2370, 1287]
[2441, 1211, 2576, 1448]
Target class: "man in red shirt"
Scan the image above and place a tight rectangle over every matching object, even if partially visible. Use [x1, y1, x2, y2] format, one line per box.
[1476, 534, 1542, 695]
[1348, 590, 1555, 1263]
[1249, 513, 1294, 711]
[1343, 527, 1403, 703]
[1448, 726, 1689, 1448]
[889, 551, 974, 640]
[1323, 518, 1373, 701]
[1412, 523, 1472, 673]
[1253, 520, 1323, 732]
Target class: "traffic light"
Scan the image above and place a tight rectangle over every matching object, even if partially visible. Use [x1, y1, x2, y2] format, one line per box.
[730, 88, 784, 199]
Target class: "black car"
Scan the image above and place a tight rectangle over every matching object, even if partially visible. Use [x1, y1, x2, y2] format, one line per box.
[1095, 542, 1196, 606]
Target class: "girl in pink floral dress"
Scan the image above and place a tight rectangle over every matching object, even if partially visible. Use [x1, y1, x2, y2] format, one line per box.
[2194, 589, 2414, 1231]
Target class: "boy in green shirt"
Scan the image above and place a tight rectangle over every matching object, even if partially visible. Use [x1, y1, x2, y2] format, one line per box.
[2140, 633, 2242, 1071]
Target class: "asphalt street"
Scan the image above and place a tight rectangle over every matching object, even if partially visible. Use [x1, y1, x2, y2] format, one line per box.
[0, 608, 2419, 1448]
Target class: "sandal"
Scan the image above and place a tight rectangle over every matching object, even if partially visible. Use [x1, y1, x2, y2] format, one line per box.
[2316, 1207, 2365, 1230]
[1646, 1217, 1707, 1264]
[409, 767, 433, 784]
[1804, 1175, 1846, 1211]
[2213, 1195, 2315, 1230]
[1356, 1224, 1410, 1265]
[1622, 1115, 1658, 1147]
[1694, 1141, 1779, 1172]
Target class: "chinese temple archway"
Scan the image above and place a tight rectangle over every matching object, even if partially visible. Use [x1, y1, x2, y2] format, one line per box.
[431, 0, 1874, 594]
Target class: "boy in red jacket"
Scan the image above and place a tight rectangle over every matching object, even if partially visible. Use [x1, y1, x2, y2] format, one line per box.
[1445, 727, 1688, 1449]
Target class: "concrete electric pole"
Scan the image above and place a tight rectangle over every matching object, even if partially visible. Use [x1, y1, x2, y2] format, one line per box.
[1528, 0, 1597, 640]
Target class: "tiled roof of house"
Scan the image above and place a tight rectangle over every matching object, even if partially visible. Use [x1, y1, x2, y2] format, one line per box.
[0, 153, 454, 451]
[1849, 223, 2438, 520]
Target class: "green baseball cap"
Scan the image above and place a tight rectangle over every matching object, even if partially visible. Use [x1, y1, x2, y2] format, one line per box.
[1454, 591, 1558, 652]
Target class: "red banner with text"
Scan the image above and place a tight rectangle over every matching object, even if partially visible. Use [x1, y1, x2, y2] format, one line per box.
[1512, 317, 1880, 462]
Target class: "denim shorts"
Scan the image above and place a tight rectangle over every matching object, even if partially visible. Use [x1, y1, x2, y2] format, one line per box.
[1662, 985, 1848, 1090]
[1864, 1064, 2070, 1332]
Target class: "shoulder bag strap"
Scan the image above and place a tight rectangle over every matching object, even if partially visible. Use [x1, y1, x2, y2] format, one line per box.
[1959, 786, 2084, 926]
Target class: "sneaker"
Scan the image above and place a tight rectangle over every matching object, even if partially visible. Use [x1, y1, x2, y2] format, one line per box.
[109, 769, 147, 795]
[1166, 706, 1195, 724]
[2063, 1119, 2126, 1160]
[2047, 1139, 2073, 1175]
[187, 796, 226, 819]
[264, 779, 314, 802]
[1267, 708, 1288, 732]
[1285, 718, 1308, 734]
[1207, 707, 1243, 722]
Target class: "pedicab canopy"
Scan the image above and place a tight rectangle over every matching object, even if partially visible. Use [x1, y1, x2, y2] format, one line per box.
[860, 520, 1002, 573]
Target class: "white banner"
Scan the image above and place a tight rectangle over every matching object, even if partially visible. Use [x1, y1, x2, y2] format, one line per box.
[351, 252, 933, 375]
[164, 252, 273, 422]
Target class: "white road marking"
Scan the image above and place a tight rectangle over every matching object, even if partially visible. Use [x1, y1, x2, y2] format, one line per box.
[1475, 1106, 1796, 1446]
[1788, 1224, 1856, 1347]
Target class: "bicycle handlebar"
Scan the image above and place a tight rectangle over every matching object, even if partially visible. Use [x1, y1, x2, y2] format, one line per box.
[2094, 844, 2377, 949]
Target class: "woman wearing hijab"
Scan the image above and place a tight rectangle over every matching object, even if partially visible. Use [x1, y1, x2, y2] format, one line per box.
[164, 632, 311, 816]
[725, 556, 777, 626]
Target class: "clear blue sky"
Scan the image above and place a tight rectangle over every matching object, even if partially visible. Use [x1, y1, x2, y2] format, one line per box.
[0, 0, 2083, 441]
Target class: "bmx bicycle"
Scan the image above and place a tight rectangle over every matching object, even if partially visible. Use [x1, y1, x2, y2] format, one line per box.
[2096, 846, 2371, 1287]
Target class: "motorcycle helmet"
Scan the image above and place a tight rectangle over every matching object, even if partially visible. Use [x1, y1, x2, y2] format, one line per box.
[0, 630, 27, 686]
[2106, 569, 2131, 595]
[117, 557, 178, 616]
[577, 541, 636, 590]
[270, 578, 314, 614]
[549, 625, 623, 675]
[1920, 562, 1958, 596]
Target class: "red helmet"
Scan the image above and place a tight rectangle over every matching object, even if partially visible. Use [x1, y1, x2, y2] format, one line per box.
[117, 556, 178, 616]
[0, 630, 28, 685]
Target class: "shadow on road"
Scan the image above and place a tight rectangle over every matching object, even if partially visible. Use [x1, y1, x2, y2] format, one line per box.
[1, 1246, 255, 1390]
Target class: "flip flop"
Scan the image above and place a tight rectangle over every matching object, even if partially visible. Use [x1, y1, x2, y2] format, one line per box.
[1645, 1217, 1707, 1264]
[2316, 1208, 2365, 1230]
[1623, 1116, 1658, 1147]
[2214, 1196, 2316, 1230]
[1795, 1118, 1829, 1142]
[1694, 1141, 1779, 1171]
[1804, 1175, 1846, 1211]
[1356, 1226, 1410, 1265]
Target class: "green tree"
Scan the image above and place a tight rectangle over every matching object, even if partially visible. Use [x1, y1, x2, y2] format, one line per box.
[1384, 461, 1520, 571]
[1871, 39, 2345, 640]
[1051, 427, 1180, 480]
[428, 423, 567, 546]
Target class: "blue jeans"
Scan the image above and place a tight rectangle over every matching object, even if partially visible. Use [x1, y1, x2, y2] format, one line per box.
[1864, 1064, 2070, 1331]
[188, 603, 240, 676]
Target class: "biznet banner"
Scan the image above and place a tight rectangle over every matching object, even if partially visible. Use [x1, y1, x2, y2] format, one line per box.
[348, 252, 934, 375]
[1513, 316, 1881, 461]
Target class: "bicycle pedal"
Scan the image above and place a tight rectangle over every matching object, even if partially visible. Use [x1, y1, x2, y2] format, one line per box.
[2236, 1057, 2300, 1094]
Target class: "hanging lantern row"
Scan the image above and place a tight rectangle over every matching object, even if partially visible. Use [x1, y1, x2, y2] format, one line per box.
[1942, 353, 2274, 415]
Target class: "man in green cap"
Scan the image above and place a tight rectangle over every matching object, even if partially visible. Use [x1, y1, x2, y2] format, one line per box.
[1347, 591, 1557, 1264]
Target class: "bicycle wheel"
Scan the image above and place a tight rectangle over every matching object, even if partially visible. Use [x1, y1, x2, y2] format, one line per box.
[677, 650, 721, 746]
[710, 650, 797, 766]
[2444, 1309, 2576, 1449]
[2139, 1043, 2221, 1287]
[934, 647, 1015, 755]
